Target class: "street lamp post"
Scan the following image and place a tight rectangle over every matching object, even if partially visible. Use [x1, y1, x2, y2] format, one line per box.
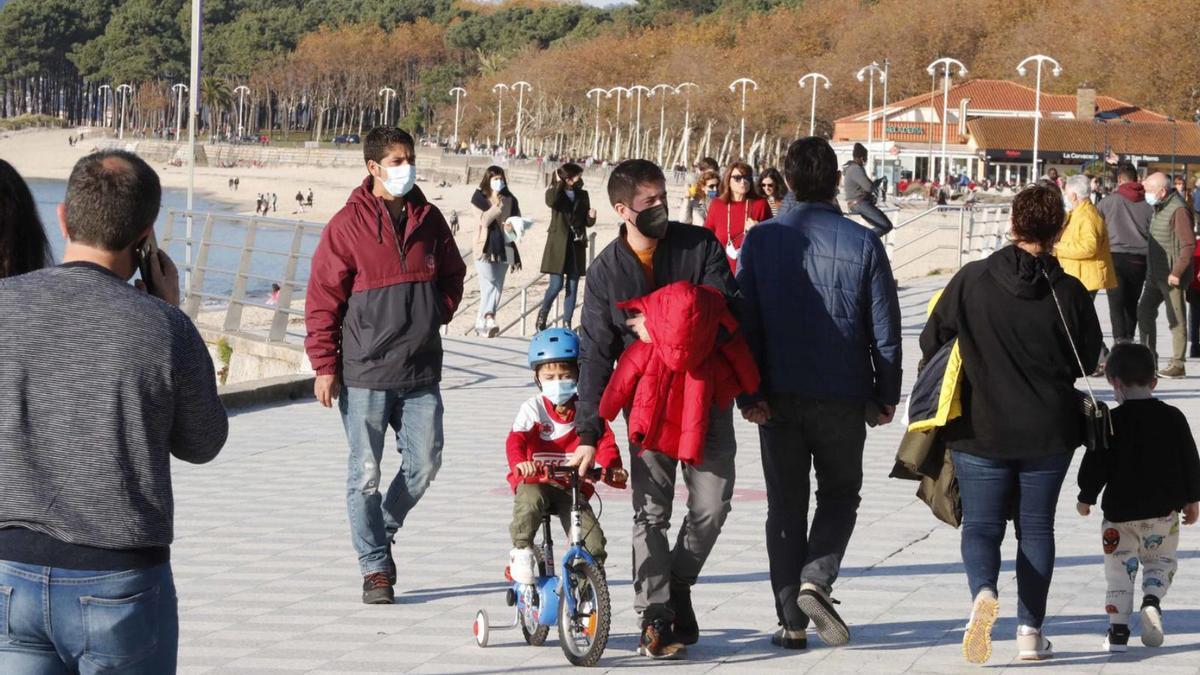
[674, 82, 699, 167]
[449, 86, 466, 146]
[926, 57, 968, 185]
[729, 77, 759, 160]
[586, 87, 606, 160]
[649, 83, 674, 165]
[881, 58, 891, 143]
[98, 84, 111, 128]
[116, 84, 133, 139]
[1016, 54, 1062, 180]
[172, 83, 188, 141]
[1169, 117, 1178, 175]
[628, 85, 651, 159]
[607, 86, 631, 162]
[378, 87, 396, 126]
[798, 73, 831, 137]
[233, 85, 250, 137]
[512, 81, 531, 157]
[185, 0, 201, 297]
[492, 83, 509, 149]
[856, 62, 886, 150]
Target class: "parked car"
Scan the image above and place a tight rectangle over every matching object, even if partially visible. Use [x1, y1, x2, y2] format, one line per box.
[333, 134, 361, 145]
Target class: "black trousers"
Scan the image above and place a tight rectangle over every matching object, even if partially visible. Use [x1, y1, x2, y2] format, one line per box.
[760, 395, 866, 629]
[1108, 253, 1147, 342]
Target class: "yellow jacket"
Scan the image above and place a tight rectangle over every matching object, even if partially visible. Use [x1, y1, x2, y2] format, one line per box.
[1055, 200, 1116, 291]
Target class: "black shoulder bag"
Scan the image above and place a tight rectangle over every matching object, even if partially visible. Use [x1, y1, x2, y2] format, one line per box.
[1041, 268, 1113, 452]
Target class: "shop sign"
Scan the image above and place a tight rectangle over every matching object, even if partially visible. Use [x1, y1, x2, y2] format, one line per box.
[885, 125, 924, 135]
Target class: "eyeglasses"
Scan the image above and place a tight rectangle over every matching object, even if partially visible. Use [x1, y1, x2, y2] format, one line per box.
[730, 175, 750, 183]
[761, 182, 775, 189]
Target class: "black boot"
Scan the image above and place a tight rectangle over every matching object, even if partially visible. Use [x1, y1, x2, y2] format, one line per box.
[669, 580, 699, 645]
[535, 308, 549, 333]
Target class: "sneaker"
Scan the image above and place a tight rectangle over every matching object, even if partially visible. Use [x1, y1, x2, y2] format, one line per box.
[796, 583, 850, 647]
[485, 314, 499, 338]
[1141, 596, 1164, 647]
[1103, 624, 1130, 653]
[670, 581, 699, 646]
[637, 619, 686, 660]
[770, 626, 808, 650]
[1159, 364, 1186, 379]
[362, 572, 394, 605]
[962, 589, 998, 664]
[1016, 627, 1053, 661]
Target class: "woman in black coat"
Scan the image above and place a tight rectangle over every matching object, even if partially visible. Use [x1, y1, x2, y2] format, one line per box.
[0, 159, 51, 278]
[921, 183, 1102, 665]
[536, 163, 595, 331]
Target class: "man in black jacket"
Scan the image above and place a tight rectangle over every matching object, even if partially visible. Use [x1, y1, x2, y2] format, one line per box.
[568, 159, 736, 660]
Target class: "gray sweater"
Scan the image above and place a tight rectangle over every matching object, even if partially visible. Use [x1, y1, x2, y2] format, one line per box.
[0, 263, 227, 551]
[1097, 186, 1153, 255]
[841, 161, 875, 203]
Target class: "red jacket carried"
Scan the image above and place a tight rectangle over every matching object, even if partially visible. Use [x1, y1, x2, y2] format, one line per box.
[598, 281, 760, 464]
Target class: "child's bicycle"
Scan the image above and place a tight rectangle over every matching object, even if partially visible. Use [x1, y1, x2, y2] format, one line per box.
[472, 464, 625, 667]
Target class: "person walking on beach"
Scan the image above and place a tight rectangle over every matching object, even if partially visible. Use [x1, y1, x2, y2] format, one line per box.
[0, 159, 52, 278]
[536, 162, 595, 331]
[307, 188, 314, 208]
[305, 127, 466, 604]
[573, 159, 738, 660]
[921, 182, 1102, 664]
[272, 192, 278, 212]
[1099, 165, 1153, 345]
[737, 137, 902, 651]
[296, 190, 305, 213]
[1137, 172, 1196, 379]
[0, 150, 228, 673]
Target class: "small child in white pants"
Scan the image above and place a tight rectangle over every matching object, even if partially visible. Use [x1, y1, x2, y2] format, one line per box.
[1077, 343, 1200, 652]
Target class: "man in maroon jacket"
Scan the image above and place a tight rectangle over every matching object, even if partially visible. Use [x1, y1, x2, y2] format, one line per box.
[305, 127, 466, 604]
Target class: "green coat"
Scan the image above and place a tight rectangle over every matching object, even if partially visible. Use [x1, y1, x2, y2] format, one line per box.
[540, 183, 596, 276]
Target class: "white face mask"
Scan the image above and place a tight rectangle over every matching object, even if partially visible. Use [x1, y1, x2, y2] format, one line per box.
[377, 163, 415, 197]
[491, 178, 506, 193]
[541, 379, 577, 406]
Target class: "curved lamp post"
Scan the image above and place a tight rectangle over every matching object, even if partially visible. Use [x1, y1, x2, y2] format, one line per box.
[649, 83, 674, 165]
[1016, 54, 1062, 179]
[448, 86, 466, 145]
[674, 82, 699, 166]
[491, 83, 509, 149]
[729, 77, 759, 159]
[511, 81, 532, 156]
[798, 72, 831, 137]
[116, 83, 133, 139]
[378, 87, 397, 126]
[857, 62, 886, 150]
[607, 86, 631, 161]
[926, 57, 968, 184]
[586, 87, 607, 160]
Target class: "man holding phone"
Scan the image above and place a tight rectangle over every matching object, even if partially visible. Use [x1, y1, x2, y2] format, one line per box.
[0, 150, 227, 673]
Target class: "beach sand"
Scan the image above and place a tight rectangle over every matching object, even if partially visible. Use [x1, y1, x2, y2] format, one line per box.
[0, 127, 624, 338]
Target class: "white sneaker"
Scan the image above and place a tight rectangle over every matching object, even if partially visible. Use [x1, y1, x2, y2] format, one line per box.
[1017, 626, 1053, 661]
[1141, 603, 1164, 647]
[962, 589, 998, 664]
[485, 315, 498, 338]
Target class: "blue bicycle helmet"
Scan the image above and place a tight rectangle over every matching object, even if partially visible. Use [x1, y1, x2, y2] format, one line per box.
[528, 327, 580, 368]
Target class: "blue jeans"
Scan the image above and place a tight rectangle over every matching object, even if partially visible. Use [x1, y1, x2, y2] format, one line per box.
[952, 450, 1073, 628]
[539, 273, 580, 325]
[340, 384, 445, 575]
[0, 561, 177, 674]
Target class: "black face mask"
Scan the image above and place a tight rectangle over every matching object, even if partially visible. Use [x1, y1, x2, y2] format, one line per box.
[630, 202, 669, 239]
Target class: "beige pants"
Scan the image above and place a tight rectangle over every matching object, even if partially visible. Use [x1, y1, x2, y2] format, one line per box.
[1102, 513, 1180, 624]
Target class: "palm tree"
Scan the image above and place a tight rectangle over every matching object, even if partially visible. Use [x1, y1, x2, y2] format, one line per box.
[200, 76, 232, 140]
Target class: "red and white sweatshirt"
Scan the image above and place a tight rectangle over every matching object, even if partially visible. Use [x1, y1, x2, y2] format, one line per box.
[506, 394, 622, 496]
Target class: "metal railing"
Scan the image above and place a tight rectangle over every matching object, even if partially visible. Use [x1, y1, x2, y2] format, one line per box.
[886, 203, 1011, 276]
[162, 210, 323, 343]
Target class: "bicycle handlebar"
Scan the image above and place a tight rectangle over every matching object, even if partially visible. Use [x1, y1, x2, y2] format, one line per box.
[539, 464, 628, 490]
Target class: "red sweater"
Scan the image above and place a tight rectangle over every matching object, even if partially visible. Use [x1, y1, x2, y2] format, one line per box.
[598, 282, 760, 465]
[506, 395, 621, 495]
[703, 197, 771, 273]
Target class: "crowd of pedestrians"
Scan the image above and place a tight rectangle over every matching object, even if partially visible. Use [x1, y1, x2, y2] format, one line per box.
[2, 122, 1199, 671]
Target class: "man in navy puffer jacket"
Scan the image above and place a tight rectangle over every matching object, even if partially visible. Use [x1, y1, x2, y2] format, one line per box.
[736, 137, 902, 650]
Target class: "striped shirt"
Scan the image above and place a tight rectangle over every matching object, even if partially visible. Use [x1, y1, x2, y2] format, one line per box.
[0, 263, 227, 562]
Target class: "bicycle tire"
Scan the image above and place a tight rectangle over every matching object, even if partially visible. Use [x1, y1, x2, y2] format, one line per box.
[521, 612, 550, 646]
[557, 560, 610, 667]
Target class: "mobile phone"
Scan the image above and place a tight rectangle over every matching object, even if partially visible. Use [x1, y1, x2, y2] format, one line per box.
[137, 232, 159, 296]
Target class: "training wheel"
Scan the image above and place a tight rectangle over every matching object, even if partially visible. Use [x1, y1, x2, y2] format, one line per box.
[473, 609, 490, 647]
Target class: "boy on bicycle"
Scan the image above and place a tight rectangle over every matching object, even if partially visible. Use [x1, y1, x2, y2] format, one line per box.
[507, 328, 625, 580]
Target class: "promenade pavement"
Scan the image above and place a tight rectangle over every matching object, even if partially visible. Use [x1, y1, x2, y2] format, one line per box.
[173, 274, 1200, 674]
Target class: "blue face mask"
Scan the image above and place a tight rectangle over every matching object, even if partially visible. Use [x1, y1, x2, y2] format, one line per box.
[1146, 192, 1160, 207]
[541, 379, 577, 406]
[706, 189, 718, 200]
[491, 178, 506, 193]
